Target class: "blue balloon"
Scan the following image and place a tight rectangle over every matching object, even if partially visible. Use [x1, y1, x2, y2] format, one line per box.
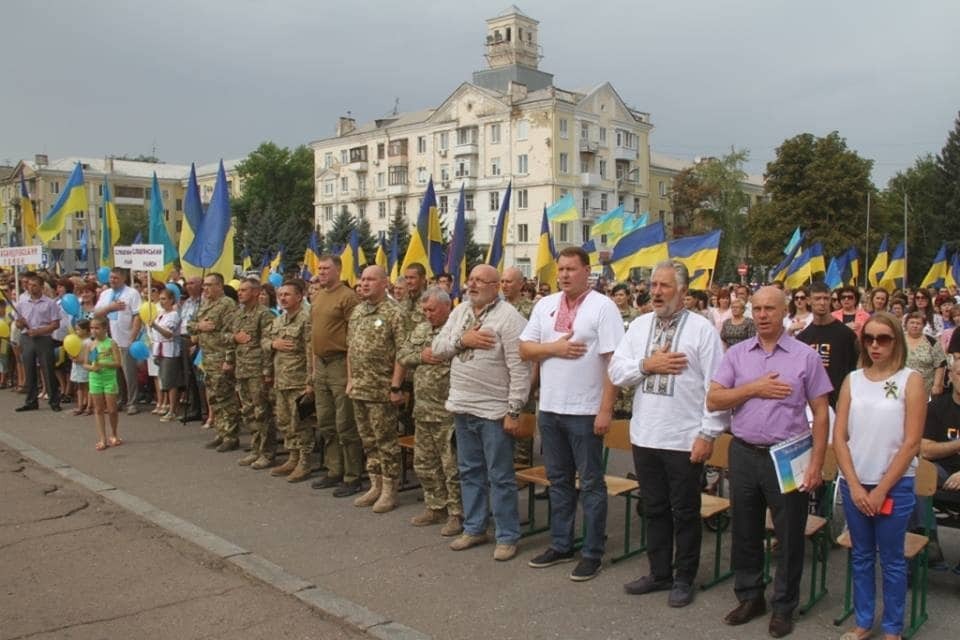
[268, 272, 282, 287]
[129, 341, 150, 361]
[165, 282, 182, 299]
[60, 293, 80, 318]
[97, 266, 111, 285]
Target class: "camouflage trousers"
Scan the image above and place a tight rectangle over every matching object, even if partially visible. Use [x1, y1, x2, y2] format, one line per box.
[314, 355, 362, 483]
[353, 399, 400, 480]
[414, 418, 462, 515]
[206, 366, 240, 442]
[236, 376, 276, 459]
[275, 388, 315, 457]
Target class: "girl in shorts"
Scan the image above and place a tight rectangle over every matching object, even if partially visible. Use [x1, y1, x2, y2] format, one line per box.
[69, 320, 93, 416]
[83, 317, 123, 451]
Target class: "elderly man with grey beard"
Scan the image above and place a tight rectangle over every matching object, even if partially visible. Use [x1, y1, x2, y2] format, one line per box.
[609, 260, 728, 607]
[432, 264, 531, 562]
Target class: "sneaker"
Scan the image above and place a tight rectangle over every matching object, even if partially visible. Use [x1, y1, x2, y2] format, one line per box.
[624, 574, 673, 595]
[494, 543, 518, 561]
[250, 456, 274, 470]
[449, 533, 489, 551]
[528, 547, 576, 568]
[126, 405, 139, 416]
[159, 411, 176, 423]
[667, 581, 694, 608]
[569, 557, 602, 582]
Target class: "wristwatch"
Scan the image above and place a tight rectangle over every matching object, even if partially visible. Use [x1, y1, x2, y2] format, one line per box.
[506, 411, 520, 419]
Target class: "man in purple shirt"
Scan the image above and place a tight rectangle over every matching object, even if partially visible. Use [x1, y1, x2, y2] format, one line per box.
[707, 286, 831, 638]
[14, 273, 62, 412]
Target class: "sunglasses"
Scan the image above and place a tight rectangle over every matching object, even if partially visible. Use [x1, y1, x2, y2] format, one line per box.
[793, 295, 806, 301]
[862, 332, 895, 347]
[841, 294, 856, 300]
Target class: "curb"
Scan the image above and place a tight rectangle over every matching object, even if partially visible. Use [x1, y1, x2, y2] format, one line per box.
[0, 429, 431, 640]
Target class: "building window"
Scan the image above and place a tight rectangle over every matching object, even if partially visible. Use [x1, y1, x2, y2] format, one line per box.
[377, 144, 385, 160]
[438, 131, 449, 150]
[164, 209, 170, 221]
[659, 181, 666, 197]
[397, 201, 407, 216]
[599, 160, 607, 179]
[439, 195, 448, 215]
[456, 126, 477, 145]
[98, 184, 104, 196]
[559, 153, 569, 174]
[490, 157, 501, 176]
[417, 167, 428, 184]
[341, 177, 349, 193]
[358, 204, 366, 219]
[559, 223, 568, 242]
[417, 136, 427, 153]
[517, 224, 529, 243]
[388, 139, 408, 157]
[324, 152, 333, 168]
[601, 234, 608, 244]
[490, 122, 501, 144]
[559, 118, 568, 139]
[517, 188, 528, 209]
[341, 204, 349, 216]
[582, 224, 591, 241]
[489, 191, 500, 211]
[516, 119, 528, 140]
[580, 156, 592, 173]
[582, 192, 590, 213]
[517, 154, 528, 174]
[600, 193, 608, 211]
[378, 201, 387, 218]
[51, 181, 60, 194]
[324, 205, 333, 221]
[175, 221, 182, 233]
[659, 210, 666, 224]
[324, 180, 334, 195]
[599, 127, 607, 144]
[516, 257, 531, 277]
[350, 146, 367, 162]
[455, 160, 471, 177]
[440, 165, 450, 182]
[162, 190, 169, 200]
[377, 172, 385, 188]
[175, 198, 182, 211]
[464, 194, 474, 210]
[580, 121, 589, 140]
[634, 197, 641, 213]
[388, 166, 408, 185]
[340, 150, 348, 164]
[357, 175, 366, 193]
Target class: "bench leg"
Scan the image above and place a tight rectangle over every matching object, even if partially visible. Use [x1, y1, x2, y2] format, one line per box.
[904, 549, 929, 640]
[700, 513, 733, 590]
[833, 551, 854, 626]
[799, 531, 829, 614]
[611, 491, 647, 564]
[520, 484, 550, 538]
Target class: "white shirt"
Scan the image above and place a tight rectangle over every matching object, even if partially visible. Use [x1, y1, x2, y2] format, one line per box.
[609, 310, 729, 451]
[845, 367, 917, 484]
[94, 285, 142, 348]
[520, 290, 624, 415]
[150, 309, 181, 358]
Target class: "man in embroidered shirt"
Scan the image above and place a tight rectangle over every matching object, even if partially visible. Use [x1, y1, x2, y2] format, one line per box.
[707, 286, 832, 638]
[93, 268, 142, 413]
[609, 260, 728, 607]
[519, 246, 625, 582]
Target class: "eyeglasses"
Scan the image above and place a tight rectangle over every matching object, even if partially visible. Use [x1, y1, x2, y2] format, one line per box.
[840, 294, 856, 300]
[862, 332, 895, 347]
[466, 278, 498, 286]
[793, 295, 806, 301]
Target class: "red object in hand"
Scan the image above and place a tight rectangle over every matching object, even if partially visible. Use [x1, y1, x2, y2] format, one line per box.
[879, 497, 894, 516]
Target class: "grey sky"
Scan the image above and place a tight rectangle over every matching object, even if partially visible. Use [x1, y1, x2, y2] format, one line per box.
[4, 0, 958, 186]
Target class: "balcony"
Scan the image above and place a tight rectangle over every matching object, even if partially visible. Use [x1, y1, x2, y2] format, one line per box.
[464, 209, 477, 223]
[387, 183, 408, 196]
[579, 139, 599, 153]
[352, 188, 369, 201]
[614, 146, 637, 161]
[347, 160, 368, 172]
[454, 142, 479, 156]
[454, 174, 477, 189]
[580, 172, 602, 188]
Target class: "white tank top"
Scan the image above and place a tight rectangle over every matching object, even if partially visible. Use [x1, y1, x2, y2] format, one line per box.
[846, 368, 917, 484]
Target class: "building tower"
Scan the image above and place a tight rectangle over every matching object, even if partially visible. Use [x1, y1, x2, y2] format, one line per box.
[473, 6, 553, 93]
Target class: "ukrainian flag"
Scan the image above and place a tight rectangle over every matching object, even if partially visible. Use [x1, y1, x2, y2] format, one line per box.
[447, 184, 468, 299]
[783, 226, 803, 256]
[148, 173, 179, 278]
[536, 206, 558, 286]
[303, 231, 322, 278]
[183, 162, 234, 281]
[374, 234, 389, 273]
[19, 175, 38, 244]
[340, 228, 367, 287]
[241, 246, 253, 272]
[668, 229, 721, 274]
[824, 253, 848, 290]
[37, 163, 87, 243]
[486, 182, 511, 271]
[622, 211, 649, 236]
[179, 163, 236, 280]
[590, 205, 625, 242]
[546, 193, 579, 223]
[948, 252, 960, 289]
[868, 235, 889, 287]
[581, 239, 599, 271]
[844, 246, 860, 286]
[388, 233, 400, 281]
[784, 242, 826, 290]
[921, 242, 949, 289]
[809, 242, 826, 276]
[99, 179, 121, 267]
[878, 241, 906, 292]
[609, 221, 669, 282]
[769, 238, 804, 283]
[689, 269, 711, 290]
[401, 178, 440, 277]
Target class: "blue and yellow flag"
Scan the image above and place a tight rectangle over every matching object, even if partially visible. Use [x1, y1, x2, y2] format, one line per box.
[868, 235, 889, 288]
[241, 246, 253, 272]
[303, 231, 322, 278]
[388, 233, 400, 281]
[844, 246, 860, 286]
[148, 173, 178, 277]
[622, 211, 649, 236]
[401, 178, 440, 277]
[784, 242, 826, 290]
[340, 228, 367, 287]
[37, 163, 87, 243]
[609, 221, 669, 281]
[783, 226, 803, 256]
[591, 205, 626, 242]
[878, 241, 906, 292]
[921, 242, 949, 289]
[536, 206, 558, 286]
[769, 235, 804, 283]
[668, 229, 721, 274]
[183, 161, 234, 280]
[689, 269, 711, 290]
[447, 184, 468, 299]
[546, 193, 579, 223]
[947, 252, 960, 289]
[374, 234, 389, 273]
[99, 179, 121, 267]
[486, 182, 511, 271]
[19, 175, 38, 244]
[824, 253, 848, 290]
[581, 239, 599, 270]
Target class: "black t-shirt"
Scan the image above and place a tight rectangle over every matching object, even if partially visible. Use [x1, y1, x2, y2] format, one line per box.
[796, 320, 859, 408]
[924, 393, 960, 476]
[947, 329, 960, 355]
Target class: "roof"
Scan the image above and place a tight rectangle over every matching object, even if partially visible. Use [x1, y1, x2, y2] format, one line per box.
[495, 5, 531, 19]
[0, 165, 15, 181]
[18, 157, 241, 182]
[650, 151, 765, 188]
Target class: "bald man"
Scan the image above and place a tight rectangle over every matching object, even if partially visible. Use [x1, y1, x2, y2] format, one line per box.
[501, 266, 535, 468]
[708, 286, 832, 637]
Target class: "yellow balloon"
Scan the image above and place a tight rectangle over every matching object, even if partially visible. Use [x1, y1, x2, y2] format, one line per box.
[0, 319, 9, 339]
[139, 302, 158, 324]
[229, 279, 242, 290]
[63, 333, 83, 357]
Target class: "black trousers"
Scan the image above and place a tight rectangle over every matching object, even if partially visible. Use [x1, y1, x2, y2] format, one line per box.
[21, 334, 59, 407]
[633, 446, 703, 584]
[178, 335, 201, 416]
[729, 438, 809, 615]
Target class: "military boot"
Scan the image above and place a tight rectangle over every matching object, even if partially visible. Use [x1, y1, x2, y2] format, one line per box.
[353, 474, 382, 507]
[440, 514, 464, 537]
[270, 451, 300, 477]
[410, 508, 447, 526]
[237, 452, 259, 466]
[372, 477, 398, 513]
[286, 458, 312, 483]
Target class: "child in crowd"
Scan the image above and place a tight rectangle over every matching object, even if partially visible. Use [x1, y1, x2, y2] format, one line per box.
[149, 288, 183, 422]
[69, 320, 93, 416]
[82, 317, 122, 451]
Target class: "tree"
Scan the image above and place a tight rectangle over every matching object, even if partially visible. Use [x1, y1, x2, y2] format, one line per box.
[386, 206, 411, 259]
[464, 220, 485, 272]
[234, 142, 314, 265]
[117, 205, 149, 245]
[936, 111, 960, 238]
[745, 132, 875, 274]
[356, 216, 377, 264]
[326, 208, 355, 251]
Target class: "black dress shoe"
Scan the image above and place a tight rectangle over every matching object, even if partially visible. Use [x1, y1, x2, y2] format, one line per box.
[623, 574, 673, 595]
[15, 404, 39, 412]
[723, 598, 767, 626]
[50, 404, 62, 412]
[311, 474, 343, 490]
[180, 413, 202, 424]
[332, 480, 363, 498]
[768, 613, 794, 638]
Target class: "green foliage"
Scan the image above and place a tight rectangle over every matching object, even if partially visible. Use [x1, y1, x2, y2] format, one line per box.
[356, 216, 377, 265]
[464, 220, 485, 273]
[326, 208, 355, 251]
[116, 205, 148, 245]
[386, 206, 411, 258]
[936, 111, 960, 240]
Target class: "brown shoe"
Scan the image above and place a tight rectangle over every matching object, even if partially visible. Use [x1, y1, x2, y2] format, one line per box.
[440, 514, 464, 537]
[372, 477, 398, 513]
[449, 532, 489, 551]
[723, 598, 767, 626]
[286, 460, 312, 483]
[493, 543, 517, 561]
[353, 475, 382, 507]
[204, 436, 224, 449]
[250, 456, 274, 470]
[768, 613, 794, 638]
[237, 453, 259, 466]
[270, 452, 300, 477]
[410, 508, 447, 526]
[215, 439, 239, 452]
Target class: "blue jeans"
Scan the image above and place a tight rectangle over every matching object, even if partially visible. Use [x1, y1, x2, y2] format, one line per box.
[454, 413, 519, 544]
[840, 476, 915, 635]
[538, 411, 608, 560]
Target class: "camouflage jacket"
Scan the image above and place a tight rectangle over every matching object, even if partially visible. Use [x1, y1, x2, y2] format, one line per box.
[262, 305, 312, 390]
[347, 297, 406, 402]
[507, 297, 534, 320]
[188, 296, 237, 363]
[230, 303, 274, 380]
[400, 293, 426, 337]
[397, 321, 450, 422]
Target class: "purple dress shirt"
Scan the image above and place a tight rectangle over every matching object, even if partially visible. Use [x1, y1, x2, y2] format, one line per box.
[712, 331, 833, 445]
[20, 295, 60, 332]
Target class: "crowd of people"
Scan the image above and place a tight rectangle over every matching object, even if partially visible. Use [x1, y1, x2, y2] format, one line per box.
[4, 257, 960, 640]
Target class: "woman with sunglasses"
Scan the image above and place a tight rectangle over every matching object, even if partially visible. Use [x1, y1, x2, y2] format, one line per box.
[904, 311, 946, 397]
[907, 288, 943, 339]
[832, 286, 871, 336]
[833, 311, 925, 640]
[784, 287, 813, 336]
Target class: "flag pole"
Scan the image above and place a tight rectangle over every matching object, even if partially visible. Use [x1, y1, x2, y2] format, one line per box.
[903, 193, 909, 289]
[864, 192, 871, 290]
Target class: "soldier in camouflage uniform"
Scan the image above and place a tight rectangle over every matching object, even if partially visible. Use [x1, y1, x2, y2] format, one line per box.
[189, 273, 240, 452]
[397, 287, 463, 536]
[348, 265, 408, 514]
[230, 278, 277, 469]
[396, 263, 427, 437]
[263, 279, 314, 483]
[612, 283, 640, 419]
[501, 266, 535, 468]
